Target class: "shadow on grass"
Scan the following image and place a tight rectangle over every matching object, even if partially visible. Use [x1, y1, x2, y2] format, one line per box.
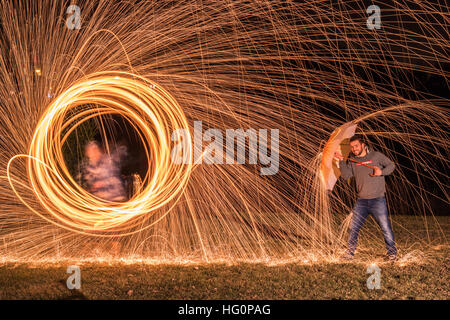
[58, 280, 88, 300]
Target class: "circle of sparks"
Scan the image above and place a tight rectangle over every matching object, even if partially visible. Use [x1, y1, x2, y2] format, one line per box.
[8, 71, 193, 236]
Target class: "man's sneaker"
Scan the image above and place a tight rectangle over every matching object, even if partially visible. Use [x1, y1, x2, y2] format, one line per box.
[342, 252, 354, 261]
[386, 254, 397, 262]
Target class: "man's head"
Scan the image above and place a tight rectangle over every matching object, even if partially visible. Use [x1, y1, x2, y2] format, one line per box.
[349, 135, 367, 157]
[85, 141, 103, 164]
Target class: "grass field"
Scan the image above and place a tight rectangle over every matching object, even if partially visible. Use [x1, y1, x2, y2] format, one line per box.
[0, 215, 448, 300]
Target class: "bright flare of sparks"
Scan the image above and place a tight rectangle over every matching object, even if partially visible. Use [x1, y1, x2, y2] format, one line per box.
[8, 71, 193, 235]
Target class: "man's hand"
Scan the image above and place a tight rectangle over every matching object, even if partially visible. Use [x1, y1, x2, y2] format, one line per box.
[334, 151, 344, 161]
[370, 167, 382, 177]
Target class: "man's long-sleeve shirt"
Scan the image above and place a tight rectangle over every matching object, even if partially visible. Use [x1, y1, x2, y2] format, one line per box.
[339, 150, 395, 199]
[77, 146, 128, 202]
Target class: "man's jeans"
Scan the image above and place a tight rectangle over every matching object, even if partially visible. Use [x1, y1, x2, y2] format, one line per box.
[348, 196, 397, 256]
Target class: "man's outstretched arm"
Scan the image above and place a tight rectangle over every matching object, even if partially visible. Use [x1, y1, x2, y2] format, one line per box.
[339, 160, 354, 179]
[334, 151, 353, 179]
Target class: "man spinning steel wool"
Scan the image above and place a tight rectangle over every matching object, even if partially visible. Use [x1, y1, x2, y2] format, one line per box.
[334, 134, 397, 261]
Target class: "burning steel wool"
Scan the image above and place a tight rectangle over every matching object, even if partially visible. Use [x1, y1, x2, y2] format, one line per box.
[0, 0, 448, 263]
[7, 72, 193, 234]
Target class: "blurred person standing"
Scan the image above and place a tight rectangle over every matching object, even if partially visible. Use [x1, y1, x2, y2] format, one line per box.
[77, 141, 128, 202]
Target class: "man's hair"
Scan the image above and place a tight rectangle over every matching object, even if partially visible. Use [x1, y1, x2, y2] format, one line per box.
[86, 140, 103, 151]
[349, 134, 366, 145]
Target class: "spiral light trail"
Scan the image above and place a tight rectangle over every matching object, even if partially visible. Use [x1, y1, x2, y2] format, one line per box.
[8, 71, 192, 235]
